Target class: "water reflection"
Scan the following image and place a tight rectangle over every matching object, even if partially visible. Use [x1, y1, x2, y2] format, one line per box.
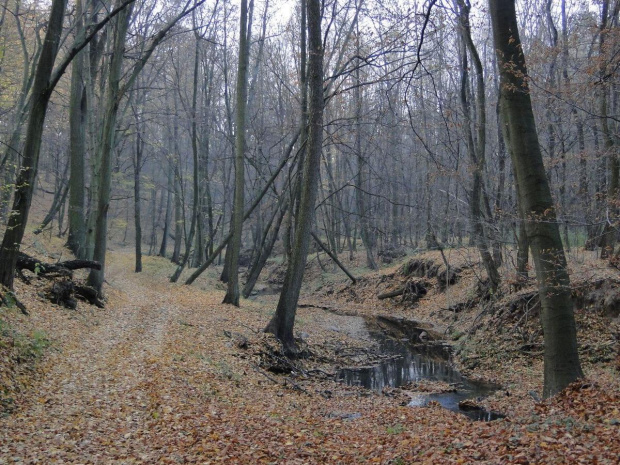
[337, 331, 504, 421]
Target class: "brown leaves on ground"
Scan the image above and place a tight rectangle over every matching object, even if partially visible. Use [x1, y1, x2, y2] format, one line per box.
[0, 247, 619, 464]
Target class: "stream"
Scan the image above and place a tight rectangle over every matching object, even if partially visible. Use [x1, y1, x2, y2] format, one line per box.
[337, 325, 505, 422]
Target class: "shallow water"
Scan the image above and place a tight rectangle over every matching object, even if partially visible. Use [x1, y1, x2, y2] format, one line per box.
[337, 329, 505, 421]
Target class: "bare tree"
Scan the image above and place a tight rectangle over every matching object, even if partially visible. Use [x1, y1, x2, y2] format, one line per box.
[490, 0, 583, 397]
[0, 0, 69, 290]
[222, 0, 250, 306]
[265, 0, 324, 352]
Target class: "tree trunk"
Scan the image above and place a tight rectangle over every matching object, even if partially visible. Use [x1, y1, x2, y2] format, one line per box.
[598, 0, 618, 260]
[34, 162, 70, 235]
[242, 201, 287, 298]
[172, 161, 183, 263]
[490, 0, 583, 398]
[354, 62, 377, 269]
[159, 156, 173, 257]
[0, 0, 68, 290]
[184, 129, 300, 286]
[170, 41, 202, 282]
[133, 109, 143, 273]
[311, 232, 357, 284]
[457, 0, 501, 292]
[264, 0, 323, 353]
[223, 0, 250, 306]
[67, 0, 87, 258]
[87, 2, 134, 293]
[148, 182, 158, 255]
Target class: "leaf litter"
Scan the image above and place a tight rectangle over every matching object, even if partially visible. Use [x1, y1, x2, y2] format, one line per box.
[0, 246, 619, 464]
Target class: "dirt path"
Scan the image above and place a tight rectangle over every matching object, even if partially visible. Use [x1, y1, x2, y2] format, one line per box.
[0, 253, 456, 463]
[1, 252, 619, 464]
[0, 255, 183, 462]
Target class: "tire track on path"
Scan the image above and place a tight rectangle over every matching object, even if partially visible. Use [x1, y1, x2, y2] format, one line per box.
[0, 253, 182, 463]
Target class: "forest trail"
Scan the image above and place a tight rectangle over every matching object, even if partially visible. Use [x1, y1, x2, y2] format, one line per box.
[2, 251, 403, 463]
[0, 252, 185, 462]
[1, 251, 619, 464]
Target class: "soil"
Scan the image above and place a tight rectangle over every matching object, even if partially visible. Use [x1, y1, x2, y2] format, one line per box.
[1, 236, 619, 463]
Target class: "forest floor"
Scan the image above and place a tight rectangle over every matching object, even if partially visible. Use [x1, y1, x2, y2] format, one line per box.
[1, 237, 619, 464]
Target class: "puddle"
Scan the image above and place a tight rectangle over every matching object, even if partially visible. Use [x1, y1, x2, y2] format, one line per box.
[337, 328, 505, 421]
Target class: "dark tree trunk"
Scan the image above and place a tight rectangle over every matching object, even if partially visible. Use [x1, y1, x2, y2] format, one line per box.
[170, 40, 202, 283]
[598, 0, 618, 260]
[0, 0, 68, 289]
[355, 93, 377, 270]
[264, 0, 323, 353]
[222, 0, 250, 306]
[184, 129, 300, 286]
[516, 198, 530, 283]
[457, 0, 500, 292]
[311, 232, 357, 284]
[67, 0, 87, 258]
[87, 3, 134, 294]
[34, 162, 70, 235]
[242, 202, 287, 298]
[159, 157, 173, 257]
[172, 161, 183, 263]
[134, 114, 143, 273]
[490, 0, 583, 397]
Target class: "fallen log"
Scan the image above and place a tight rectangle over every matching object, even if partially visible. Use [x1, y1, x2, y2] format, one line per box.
[16, 252, 101, 278]
[311, 232, 357, 284]
[13, 253, 104, 310]
[47, 279, 104, 309]
[378, 288, 408, 300]
[74, 284, 105, 308]
[48, 280, 78, 309]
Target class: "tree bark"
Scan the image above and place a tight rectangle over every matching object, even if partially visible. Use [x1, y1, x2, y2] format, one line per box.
[87, 2, 134, 293]
[34, 162, 70, 235]
[184, 129, 300, 285]
[133, 100, 143, 273]
[172, 114, 183, 264]
[354, 39, 377, 270]
[159, 154, 174, 257]
[490, 0, 583, 397]
[16, 252, 101, 276]
[67, 0, 87, 258]
[0, 0, 68, 289]
[598, 0, 618, 260]
[222, 0, 250, 306]
[169, 39, 202, 283]
[311, 232, 357, 284]
[457, 0, 501, 292]
[264, 0, 323, 353]
[242, 201, 288, 298]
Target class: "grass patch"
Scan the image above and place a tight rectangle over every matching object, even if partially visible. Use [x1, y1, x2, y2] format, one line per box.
[1, 317, 52, 414]
[386, 423, 406, 435]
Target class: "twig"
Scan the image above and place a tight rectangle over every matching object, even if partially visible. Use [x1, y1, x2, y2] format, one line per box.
[285, 377, 311, 395]
[250, 362, 281, 385]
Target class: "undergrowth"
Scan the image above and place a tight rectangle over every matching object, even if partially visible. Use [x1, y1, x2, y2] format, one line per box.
[0, 315, 51, 415]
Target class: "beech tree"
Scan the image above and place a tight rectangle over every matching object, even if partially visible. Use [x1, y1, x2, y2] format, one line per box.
[0, 0, 68, 290]
[265, 0, 324, 352]
[489, 0, 583, 397]
[456, 0, 501, 291]
[222, 0, 250, 306]
[67, 0, 88, 258]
